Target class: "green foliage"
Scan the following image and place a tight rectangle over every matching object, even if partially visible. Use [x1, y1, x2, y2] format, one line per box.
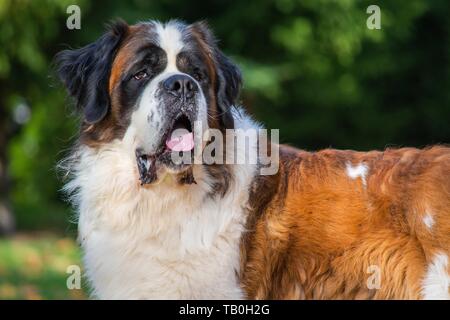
[1, 0, 449, 230]
[0, 235, 85, 299]
[1, 0, 83, 230]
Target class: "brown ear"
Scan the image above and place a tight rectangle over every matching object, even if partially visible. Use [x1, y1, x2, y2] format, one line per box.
[55, 20, 129, 124]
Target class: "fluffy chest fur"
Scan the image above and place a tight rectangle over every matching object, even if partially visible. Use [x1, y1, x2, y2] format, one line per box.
[66, 121, 258, 299]
[81, 213, 245, 299]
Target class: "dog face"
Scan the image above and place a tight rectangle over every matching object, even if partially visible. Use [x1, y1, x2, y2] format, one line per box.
[56, 20, 241, 184]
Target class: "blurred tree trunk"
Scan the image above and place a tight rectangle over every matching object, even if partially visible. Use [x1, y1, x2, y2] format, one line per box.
[0, 107, 15, 235]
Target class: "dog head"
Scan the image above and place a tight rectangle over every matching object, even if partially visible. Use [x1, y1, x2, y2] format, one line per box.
[56, 20, 241, 185]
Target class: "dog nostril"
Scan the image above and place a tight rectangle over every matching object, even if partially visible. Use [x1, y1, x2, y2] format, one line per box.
[164, 75, 196, 97]
[173, 81, 181, 92]
[186, 80, 193, 92]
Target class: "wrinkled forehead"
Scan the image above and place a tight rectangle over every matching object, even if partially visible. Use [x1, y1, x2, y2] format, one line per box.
[109, 21, 202, 91]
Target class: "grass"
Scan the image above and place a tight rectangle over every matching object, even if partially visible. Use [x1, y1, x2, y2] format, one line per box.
[0, 233, 87, 299]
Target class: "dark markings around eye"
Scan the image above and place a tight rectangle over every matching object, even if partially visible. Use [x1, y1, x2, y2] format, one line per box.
[176, 51, 208, 82]
[119, 45, 168, 113]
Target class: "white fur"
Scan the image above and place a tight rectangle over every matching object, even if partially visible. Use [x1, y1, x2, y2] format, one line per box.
[346, 162, 369, 187]
[423, 211, 435, 230]
[421, 252, 450, 299]
[155, 21, 184, 72]
[132, 22, 208, 156]
[64, 22, 262, 299]
[65, 107, 259, 299]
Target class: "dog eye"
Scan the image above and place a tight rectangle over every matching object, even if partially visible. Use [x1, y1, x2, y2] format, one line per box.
[133, 70, 148, 81]
[193, 69, 204, 82]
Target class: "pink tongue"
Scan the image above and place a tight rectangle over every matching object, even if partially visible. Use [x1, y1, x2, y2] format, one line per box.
[165, 131, 194, 152]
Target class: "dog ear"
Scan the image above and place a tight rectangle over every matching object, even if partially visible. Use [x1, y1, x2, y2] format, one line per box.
[191, 21, 242, 129]
[55, 20, 128, 124]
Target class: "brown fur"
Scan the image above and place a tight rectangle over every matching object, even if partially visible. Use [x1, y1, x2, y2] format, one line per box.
[188, 23, 234, 195]
[189, 24, 220, 129]
[240, 145, 450, 299]
[81, 23, 161, 147]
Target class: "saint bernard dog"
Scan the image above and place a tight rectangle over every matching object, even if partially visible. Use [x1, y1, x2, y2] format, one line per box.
[56, 19, 450, 300]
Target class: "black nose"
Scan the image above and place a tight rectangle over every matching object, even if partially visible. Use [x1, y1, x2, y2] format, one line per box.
[163, 74, 197, 99]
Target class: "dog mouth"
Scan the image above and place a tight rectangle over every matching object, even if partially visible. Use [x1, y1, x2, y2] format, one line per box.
[136, 113, 195, 185]
[165, 114, 194, 152]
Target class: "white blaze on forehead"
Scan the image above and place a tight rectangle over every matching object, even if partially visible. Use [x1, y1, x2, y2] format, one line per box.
[422, 252, 450, 299]
[423, 211, 435, 230]
[154, 21, 184, 72]
[346, 162, 369, 187]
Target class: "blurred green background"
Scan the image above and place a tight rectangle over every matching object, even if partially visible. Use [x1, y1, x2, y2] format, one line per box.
[0, 0, 449, 299]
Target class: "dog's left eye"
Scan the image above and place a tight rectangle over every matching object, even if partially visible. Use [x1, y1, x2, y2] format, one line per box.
[133, 70, 148, 81]
[193, 68, 204, 82]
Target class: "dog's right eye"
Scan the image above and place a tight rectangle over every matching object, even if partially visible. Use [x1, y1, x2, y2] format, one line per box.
[193, 69, 203, 82]
[133, 70, 148, 81]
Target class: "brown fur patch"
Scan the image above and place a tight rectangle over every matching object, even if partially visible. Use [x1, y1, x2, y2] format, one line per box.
[188, 24, 221, 130]
[240, 145, 450, 299]
[81, 23, 158, 147]
[188, 23, 235, 196]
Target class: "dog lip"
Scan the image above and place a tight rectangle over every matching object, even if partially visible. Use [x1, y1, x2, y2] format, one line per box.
[157, 111, 195, 153]
[135, 111, 195, 184]
[135, 151, 157, 185]
[137, 111, 195, 155]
